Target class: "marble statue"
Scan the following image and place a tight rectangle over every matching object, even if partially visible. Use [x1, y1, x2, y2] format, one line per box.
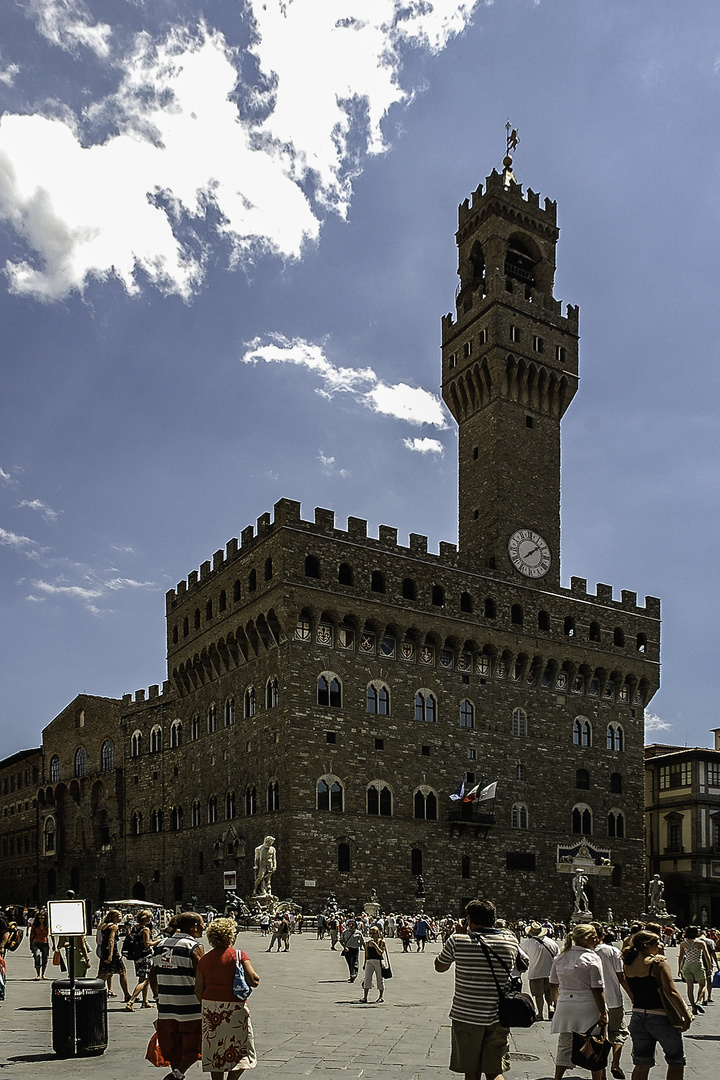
[572, 868, 590, 914]
[253, 835, 277, 896]
[647, 874, 667, 915]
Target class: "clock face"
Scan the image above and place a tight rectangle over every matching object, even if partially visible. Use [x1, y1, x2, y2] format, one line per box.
[508, 529, 551, 579]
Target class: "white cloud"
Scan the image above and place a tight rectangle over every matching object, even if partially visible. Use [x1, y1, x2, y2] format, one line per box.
[241, 334, 448, 428]
[0, 62, 20, 87]
[26, 0, 112, 58]
[318, 451, 349, 478]
[0, 3, 480, 299]
[29, 573, 157, 612]
[645, 713, 672, 734]
[17, 497, 61, 522]
[403, 437, 444, 454]
[0, 466, 13, 484]
[0, 525, 44, 557]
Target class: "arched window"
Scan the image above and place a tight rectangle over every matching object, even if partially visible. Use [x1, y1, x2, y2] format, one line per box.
[225, 791, 236, 820]
[515, 763, 526, 782]
[248, 569, 257, 592]
[511, 803, 528, 829]
[191, 801, 200, 828]
[172, 625, 179, 644]
[183, 616, 189, 636]
[512, 708, 527, 737]
[564, 616, 575, 637]
[49, 755, 60, 782]
[219, 590, 227, 612]
[366, 683, 390, 715]
[636, 633, 647, 653]
[338, 843, 351, 872]
[511, 604, 523, 625]
[194, 608, 201, 629]
[267, 781, 279, 812]
[613, 627, 625, 647]
[461, 854, 471, 878]
[131, 731, 142, 757]
[100, 739, 114, 771]
[245, 787, 257, 816]
[484, 597, 496, 618]
[233, 579, 241, 602]
[191, 715, 200, 741]
[607, 810, 625, 838]
[576, 768, 590, 790]
[573, 717, 592, 747]
[460, 591, 473, 613]
[413, 789, 438, 820]
[589, 621, 601, 642]
[151, 809, 163, 833]
[317, 674, 341, 708]
[432, 584, 445, 607]
[411, 849, 423, 876]
[207, 705, 217, 733]
[74, 747, 86, 778]
[244, 687, 256, 718]
[538, 610, 550, 631]
[607, 724, 624, 751]
[403, 578, 417, 600]
[572, 804, 593, 835]
[264, 557, 273, 581]
[44, 816, 56, 854]
[366, 783, 392, 816]
[266, 677, 279, 709]
[206, 599, 213, 620]
[170, 720, 182, 748]
[304, 555, 320, 578]
[460, 700, 474, 729]
[371, 570, 386, 593]
[131, 811, 142, 836]
[150, 725, 163, 753]
[317, 777, 343, 812]
[415, 691, 437, 723]
[207, 796, 218, 824]
[610, 772, 623, 794]
[171, 806, 183, 831]
[224, 698, 235, 726]
[338, 562, 353, 585]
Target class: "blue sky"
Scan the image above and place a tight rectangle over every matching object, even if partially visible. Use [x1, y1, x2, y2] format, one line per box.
[1, 0, 719, 757]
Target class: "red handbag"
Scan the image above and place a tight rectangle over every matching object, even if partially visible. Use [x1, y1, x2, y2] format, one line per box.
[145, 1030, 172, 1068]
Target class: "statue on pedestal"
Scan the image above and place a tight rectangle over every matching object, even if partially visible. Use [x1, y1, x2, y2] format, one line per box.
[253, 835, 277, 897]
[647, 874, 667, 916]
[572, 868, 591, 915]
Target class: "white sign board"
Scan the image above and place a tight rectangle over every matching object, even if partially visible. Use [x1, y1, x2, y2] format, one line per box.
[48, 900, 87, 936]
[223, 871, 237, 891]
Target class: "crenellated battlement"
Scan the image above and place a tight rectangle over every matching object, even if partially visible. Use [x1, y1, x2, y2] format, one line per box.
[121, 681, 174, 709]
[457, 170, 558, 232]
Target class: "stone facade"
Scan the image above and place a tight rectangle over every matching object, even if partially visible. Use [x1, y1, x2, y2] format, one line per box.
[0, 748, 41, 907]
[1, 159, 661, 921]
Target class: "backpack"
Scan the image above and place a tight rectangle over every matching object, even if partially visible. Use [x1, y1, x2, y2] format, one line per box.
[122, 927, 148, 961]
[5, 924, 24, 952]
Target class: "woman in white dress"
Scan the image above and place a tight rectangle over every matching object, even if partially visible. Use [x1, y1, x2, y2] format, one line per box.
[549, 923, 608, 1080]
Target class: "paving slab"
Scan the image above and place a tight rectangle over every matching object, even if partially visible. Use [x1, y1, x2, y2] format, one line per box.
[0, 936, 717, 1079]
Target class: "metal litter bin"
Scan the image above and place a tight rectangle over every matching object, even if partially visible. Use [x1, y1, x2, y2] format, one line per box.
[51, 978, 108, 1057]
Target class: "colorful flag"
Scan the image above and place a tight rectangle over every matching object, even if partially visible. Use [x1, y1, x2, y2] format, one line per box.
[449, 779, 465, 801]
[462, 783, 480, 803]
[478, 781, 497, 802]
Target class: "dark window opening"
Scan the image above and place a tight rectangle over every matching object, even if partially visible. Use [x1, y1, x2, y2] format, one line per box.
[484, 598, 496, 619]
[338, 562, 353, 585]
[402, 578, 417, 600]
[538, 610, 550, 631]
[338, 843, 351, 872]
[511, 604, 523, 625]
[461, 855, 471, 879]
[371, 570, 385, 593]
[375, 738, 384, 751]
[460, 591, 473, 613]
[576, 768, 590, 790]
[305, 555, 320, 578]
[326, 731, 336, 744]
[248, 569, 256, 592]
[432, 584, 445, 607]
[411, 849, 423, 876]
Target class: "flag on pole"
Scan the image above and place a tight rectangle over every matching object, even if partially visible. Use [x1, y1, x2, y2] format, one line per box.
[449, 779, 466, 801]
[462, 783, 480, 803]
[478, 781, 497, 802]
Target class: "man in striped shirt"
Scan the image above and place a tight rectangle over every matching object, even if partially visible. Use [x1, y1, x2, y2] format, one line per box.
[435, 899, 525, 1080]
[149, 911, 205, 1080]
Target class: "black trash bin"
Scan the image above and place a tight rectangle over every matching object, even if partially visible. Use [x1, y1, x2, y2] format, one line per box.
[52, 978, 108, 1057]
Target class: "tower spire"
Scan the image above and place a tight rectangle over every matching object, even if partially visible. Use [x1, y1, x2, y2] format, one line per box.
[503, 121, 519, 187]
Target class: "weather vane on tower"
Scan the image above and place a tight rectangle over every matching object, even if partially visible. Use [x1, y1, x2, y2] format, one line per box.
[503, 121, 519, 187]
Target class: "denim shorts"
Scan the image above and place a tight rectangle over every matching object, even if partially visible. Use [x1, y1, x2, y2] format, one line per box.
[629, 1011, 685, 1067]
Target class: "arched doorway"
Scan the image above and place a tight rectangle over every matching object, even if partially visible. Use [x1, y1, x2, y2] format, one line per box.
[132, 881, 146, 901]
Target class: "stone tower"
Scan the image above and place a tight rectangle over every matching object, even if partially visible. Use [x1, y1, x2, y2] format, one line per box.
[442, 154, 579, 586]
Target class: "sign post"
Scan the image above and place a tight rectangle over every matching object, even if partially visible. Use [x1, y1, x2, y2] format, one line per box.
[48, 900, 87, 1057]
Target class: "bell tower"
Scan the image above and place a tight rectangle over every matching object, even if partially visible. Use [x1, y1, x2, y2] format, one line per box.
[441, 150, 579, 588]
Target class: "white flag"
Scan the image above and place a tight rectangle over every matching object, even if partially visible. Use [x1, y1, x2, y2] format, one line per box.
[478, 782, 497, 801]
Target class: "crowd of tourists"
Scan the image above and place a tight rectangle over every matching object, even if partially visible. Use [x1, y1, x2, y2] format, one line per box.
[2, 899, 720, 1080]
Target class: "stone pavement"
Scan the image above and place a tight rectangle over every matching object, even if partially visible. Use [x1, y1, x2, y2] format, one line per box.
[1, 936, 717, 1079]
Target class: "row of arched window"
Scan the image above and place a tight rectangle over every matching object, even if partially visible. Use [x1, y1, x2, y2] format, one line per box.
[508, 802, 625, 836]
[171, 560, 276, 643]
[49, 741, 114, 782]
[131, 782, 281, 835]
[572, 719, 625, 751]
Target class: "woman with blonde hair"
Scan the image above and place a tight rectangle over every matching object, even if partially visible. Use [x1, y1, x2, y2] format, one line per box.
[194, 917, 260, 1079]
[125, 908, 159, 1010]
[97, 908, 131, 1001]
[549, 923, 607, 1080]
[360, 925, 386, 1003]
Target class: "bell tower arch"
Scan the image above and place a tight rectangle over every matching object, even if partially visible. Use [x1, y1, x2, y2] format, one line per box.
[441, 153, 579, 587]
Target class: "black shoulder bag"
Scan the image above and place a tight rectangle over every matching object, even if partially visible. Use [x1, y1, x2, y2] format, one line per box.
[474, 934, 536, 1028]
